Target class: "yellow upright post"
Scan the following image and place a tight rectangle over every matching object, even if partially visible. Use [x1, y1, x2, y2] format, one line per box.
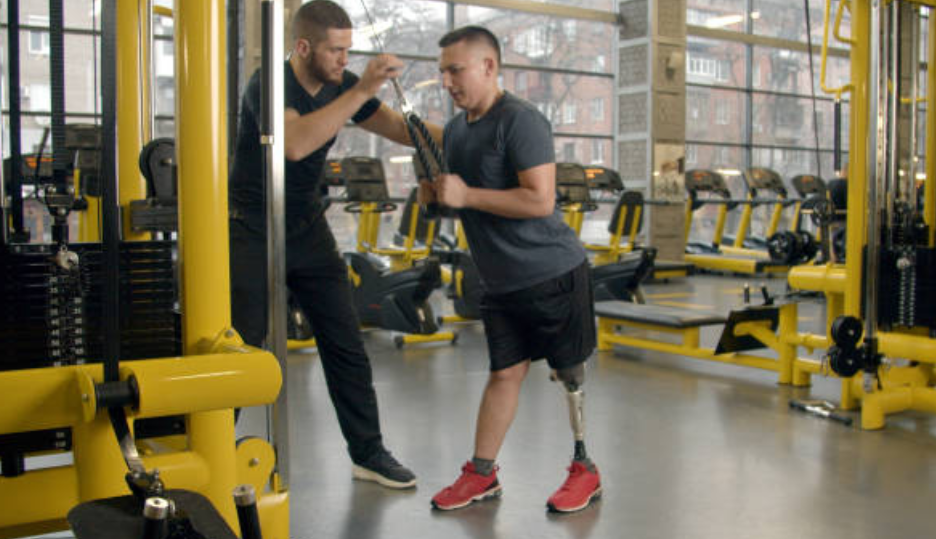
[174, 0, 238, 528]
[116, 0, 150, 240]
[767, 202, 783, 236]
[75, 171, 101, 242]
[845, 0, 869, 317]
[734, 197, 753, 247]
[713, 204, 728, 246]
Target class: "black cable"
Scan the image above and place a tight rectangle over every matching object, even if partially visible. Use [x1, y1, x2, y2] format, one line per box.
[50, 0, 67, 189]
[7, 0, 26, 239]
[804, 0, 824, 179]
[100, 0, 120, 385]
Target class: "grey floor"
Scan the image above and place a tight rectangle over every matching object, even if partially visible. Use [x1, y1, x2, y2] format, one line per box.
[238, 274, 936, 539]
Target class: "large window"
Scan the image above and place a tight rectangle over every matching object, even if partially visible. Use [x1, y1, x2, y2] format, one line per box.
[687, 0, 850, 181]
[2, 0, 618, 247]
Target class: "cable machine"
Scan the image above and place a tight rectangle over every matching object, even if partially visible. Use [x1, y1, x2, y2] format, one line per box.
[0, 1, 287, 537]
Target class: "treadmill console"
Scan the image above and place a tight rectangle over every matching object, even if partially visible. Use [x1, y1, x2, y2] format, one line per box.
[341, 156, 389, 202]
[743, 167, 787, 197]
[556, 162, 591, 204]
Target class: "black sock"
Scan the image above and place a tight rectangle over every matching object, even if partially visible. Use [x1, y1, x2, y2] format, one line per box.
[472, 456, 495, 476]
[574, 456, 597, 473]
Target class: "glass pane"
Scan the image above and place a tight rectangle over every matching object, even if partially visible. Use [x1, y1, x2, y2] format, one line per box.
[19, 2, 49, 24]
[752, 0, 838, 44]
[752, 46, 850, 96]
[64, 34, 100, 114]
[65, 0, 101, 30]
[455, 7, 614, 74]
[521, 0, 616, 10]
[346, 0, 448, 57]
[686, 86, 746, 143]
[751, 147, 836, 181]
[685, 143, 745, 173]
[155, 118, 175, 139]
[154, 38, 175, 117]
[504, 71, 612, 136]
[752, 94, 837, 149]
[687, 37, 746, 88]
[154, 9, 174, 38]
[687, 0, 747, 32]
[348, 57, 447, 125]
[554, 135, 612, 167]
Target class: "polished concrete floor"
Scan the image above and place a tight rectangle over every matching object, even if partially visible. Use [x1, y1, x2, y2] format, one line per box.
[233, 274, 936, 539]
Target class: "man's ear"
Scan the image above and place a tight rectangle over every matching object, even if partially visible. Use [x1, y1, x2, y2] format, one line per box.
[484, 56, 496, 76]
[294, 38, 311, 58]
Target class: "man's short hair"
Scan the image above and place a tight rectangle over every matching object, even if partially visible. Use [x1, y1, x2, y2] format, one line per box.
[438, 26, 502, 66]
[292, 0, 352, 45]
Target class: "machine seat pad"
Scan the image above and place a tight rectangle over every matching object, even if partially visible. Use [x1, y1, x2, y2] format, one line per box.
[595, 300, 726, 328]
[68, 489, 237, 539]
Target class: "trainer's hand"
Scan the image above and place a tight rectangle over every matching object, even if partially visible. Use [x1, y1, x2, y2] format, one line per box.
[417, 179, 437, 205]
[435, 173, 470, 209]
[357, 54, 404, 97]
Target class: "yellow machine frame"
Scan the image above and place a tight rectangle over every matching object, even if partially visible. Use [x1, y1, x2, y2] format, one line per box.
[786, 0, 936, 429]
[0, 2, 288, 537]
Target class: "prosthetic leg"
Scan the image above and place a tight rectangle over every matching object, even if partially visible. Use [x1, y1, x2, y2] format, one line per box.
[552, 365, 590, 464]
[548, 364, 601, 512]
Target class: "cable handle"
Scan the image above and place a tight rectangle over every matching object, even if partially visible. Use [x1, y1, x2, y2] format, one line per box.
[405, 112, 447, 218]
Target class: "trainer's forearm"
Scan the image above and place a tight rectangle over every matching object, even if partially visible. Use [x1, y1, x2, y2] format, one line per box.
[284, 88, 372, 161]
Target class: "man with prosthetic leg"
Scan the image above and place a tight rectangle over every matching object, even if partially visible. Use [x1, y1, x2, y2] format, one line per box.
[424, 26, 601, 513]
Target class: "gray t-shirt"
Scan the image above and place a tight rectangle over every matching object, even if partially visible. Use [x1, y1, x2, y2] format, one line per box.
[444, 92, 586, 295]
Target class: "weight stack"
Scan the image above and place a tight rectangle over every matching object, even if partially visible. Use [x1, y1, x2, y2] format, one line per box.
[0, 240, 181, 372]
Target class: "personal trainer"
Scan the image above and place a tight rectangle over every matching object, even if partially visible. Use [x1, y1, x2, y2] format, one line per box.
[228, 0, 441, 489]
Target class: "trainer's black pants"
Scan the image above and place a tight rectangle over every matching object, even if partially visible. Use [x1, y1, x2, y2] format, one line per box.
[229, 210, 383, 463]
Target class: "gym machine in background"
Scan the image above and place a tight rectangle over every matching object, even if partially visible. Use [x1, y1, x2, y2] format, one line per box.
[788, 0, 936, 429]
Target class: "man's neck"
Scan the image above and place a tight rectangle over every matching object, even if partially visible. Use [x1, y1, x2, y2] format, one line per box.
[467, 87, 505, 122]
[289, 55, 324, 97]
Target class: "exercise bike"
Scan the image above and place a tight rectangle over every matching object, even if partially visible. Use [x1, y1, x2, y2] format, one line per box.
[338, 156, 456, 348]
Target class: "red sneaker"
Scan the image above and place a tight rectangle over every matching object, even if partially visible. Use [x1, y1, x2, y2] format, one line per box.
[547, 461, 601, 513]
[431, 462, 502, 510]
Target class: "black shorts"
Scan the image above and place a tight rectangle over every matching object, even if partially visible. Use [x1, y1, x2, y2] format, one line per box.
[481, 260, 596, 372]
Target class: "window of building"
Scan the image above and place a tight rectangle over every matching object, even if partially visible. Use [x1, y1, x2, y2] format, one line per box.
[594, 55, 606, 72]
[592, 139, 605, 164]
[563, 20, 577, 40]
[686, 144, 698, 165]
[563, 101, 577, 125]
[715, 100, 729, 125]
[564, 142, 577, 162]
[591, 98, 604, 122]
[28, 16, 51, 56]
[515, 72, 528, 93]
[513, 26, 554, 58]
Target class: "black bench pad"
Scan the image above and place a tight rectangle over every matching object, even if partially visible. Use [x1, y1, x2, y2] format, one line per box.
[595, 301, 726, 329]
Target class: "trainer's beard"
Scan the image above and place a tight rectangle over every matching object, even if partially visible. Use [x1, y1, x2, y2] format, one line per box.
[308, 52, 342, 86]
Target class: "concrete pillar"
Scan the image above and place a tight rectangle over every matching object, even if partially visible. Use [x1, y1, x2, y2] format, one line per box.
[617, 0, 687, 262]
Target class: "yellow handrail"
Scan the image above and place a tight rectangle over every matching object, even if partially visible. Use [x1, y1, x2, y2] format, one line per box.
[821, 0, 855, 99]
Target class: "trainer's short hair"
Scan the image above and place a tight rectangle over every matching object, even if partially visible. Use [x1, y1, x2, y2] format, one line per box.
[438, 26, 501, 66]
[292, 0, 352, 45]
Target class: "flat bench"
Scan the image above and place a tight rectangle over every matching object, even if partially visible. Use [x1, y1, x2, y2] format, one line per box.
[595, 300, 726, 329]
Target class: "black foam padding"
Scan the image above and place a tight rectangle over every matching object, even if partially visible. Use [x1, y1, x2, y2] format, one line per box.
[828, 178, 847, 211]
[68, 489, 238, 539]
[595, 301, 726, 328]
